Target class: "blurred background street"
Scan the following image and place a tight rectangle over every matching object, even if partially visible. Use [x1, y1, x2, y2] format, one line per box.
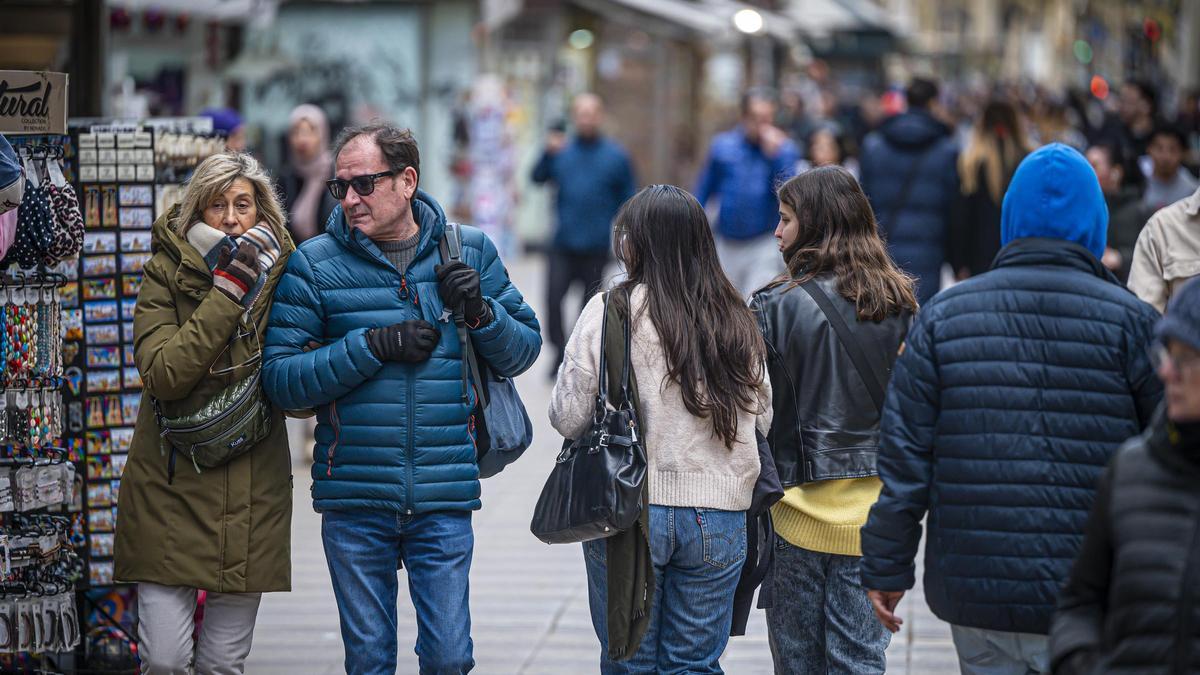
[5, 0, 1200, 671]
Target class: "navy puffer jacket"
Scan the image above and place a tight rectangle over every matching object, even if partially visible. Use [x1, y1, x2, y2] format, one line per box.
[261, 191, 541, 514]
[859, 110, 959, 304]
[860, 238, 1162, 634]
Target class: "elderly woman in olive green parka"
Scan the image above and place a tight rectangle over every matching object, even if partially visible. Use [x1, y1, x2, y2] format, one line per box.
[113, 152, 295, 675]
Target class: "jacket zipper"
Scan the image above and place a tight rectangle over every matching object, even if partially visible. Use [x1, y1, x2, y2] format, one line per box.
[327, 400, 341, 477]
[1175, 500, 1200, 674]
[164, 372, 260, 434]
[406, 367, 415, 513]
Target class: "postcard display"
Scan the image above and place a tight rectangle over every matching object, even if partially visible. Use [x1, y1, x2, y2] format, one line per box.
[64, 119, 221, 671]
[0, 132, 86, 669]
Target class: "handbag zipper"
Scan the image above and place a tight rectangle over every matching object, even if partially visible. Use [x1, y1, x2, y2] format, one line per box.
[162, 372, 260, 435]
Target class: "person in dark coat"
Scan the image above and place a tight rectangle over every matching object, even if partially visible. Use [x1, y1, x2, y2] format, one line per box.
[1085, 143, 1154, 284]
[531, 93, 635, 376]
[276, 104, 339, 243]
[1049, 277, 1200, 675]
[860, 144, 1163, 675]
[859, 78, 959, 303]
[948, 99, 1032, 279]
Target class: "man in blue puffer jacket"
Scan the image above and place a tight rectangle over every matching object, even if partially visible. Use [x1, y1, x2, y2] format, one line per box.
[860, 144, 1162, 674]
[262, 124, 540, 674]
[859, 78, 959, 304]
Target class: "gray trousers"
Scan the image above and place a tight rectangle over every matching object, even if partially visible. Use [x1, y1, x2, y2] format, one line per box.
[951, 624, 1050, 675]
[137, 582, 262, 675]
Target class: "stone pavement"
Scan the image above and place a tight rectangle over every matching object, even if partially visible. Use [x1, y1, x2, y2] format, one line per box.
[244, 255, 959, 674]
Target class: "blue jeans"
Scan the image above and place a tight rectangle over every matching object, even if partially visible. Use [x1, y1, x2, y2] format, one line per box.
[583, 506, 747, 674]
[765, 539, 890, 674]
[321, 509, 474, 675]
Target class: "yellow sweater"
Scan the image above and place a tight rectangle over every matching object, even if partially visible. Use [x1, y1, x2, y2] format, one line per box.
[772, 477, 882, 556]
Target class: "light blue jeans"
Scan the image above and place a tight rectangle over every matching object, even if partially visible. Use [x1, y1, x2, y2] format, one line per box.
[321, 509, 474, 675]
[583, 505, 747, 674]
[951, 624, 1049, 675]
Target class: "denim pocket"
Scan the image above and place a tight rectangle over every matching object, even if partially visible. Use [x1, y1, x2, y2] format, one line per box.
[697, 509, 747, 570]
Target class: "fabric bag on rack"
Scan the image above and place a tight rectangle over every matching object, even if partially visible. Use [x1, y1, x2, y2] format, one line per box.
[43, 156, 84, 264]
[0, 209, 17, 262]
[438, 221, 533, 478]
[3, 154, 54, 269]
[0, 135, 22, 215]
[530, 289, 647, 544]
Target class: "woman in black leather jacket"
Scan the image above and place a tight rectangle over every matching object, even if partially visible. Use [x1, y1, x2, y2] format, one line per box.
[751, 166, 917, 674]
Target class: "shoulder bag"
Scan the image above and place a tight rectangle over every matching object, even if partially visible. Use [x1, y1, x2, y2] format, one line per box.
[439, 222, 533, 478]
[153, 317, 272, 482]
[798, 279, 887, 410]
[530, 290, 647, 544]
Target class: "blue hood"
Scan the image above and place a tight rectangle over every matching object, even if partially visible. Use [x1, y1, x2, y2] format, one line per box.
[1000, 143, 1107, 260]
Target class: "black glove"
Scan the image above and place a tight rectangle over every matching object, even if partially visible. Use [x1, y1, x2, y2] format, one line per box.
[436, 261, 493, 327]
[366, 320, 440, 363]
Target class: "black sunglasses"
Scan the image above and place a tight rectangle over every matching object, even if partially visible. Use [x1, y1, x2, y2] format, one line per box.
[326, 170, 396, 200]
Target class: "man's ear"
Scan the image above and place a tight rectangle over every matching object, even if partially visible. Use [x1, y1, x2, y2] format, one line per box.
[401, 166, 419, 200]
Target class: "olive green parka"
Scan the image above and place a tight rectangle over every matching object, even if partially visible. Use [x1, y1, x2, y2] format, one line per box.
[114, 210, 294, 593]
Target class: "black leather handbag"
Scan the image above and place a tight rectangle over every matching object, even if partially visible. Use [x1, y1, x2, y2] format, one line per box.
[531, 291, 646, 545]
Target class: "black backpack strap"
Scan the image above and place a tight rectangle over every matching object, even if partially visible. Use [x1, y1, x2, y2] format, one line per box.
[799, 279, 887, 412]
[440, 223, 489, 408]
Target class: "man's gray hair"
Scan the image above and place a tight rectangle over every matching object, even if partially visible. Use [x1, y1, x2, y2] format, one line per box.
[333, 123, 421, 187]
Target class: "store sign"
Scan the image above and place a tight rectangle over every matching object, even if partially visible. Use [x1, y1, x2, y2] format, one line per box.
[0, 71, 68, 135]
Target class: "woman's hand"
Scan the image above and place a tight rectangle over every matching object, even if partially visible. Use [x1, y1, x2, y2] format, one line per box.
[212, 246, 261, 303]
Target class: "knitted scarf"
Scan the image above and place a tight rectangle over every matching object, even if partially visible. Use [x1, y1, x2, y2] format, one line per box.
[185, 221, 281, 307]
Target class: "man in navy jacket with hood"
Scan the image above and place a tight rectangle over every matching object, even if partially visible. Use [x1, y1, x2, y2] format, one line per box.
[860, 144, 1162, 674]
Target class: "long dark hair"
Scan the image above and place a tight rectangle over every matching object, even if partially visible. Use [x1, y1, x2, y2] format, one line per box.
[614, 185, 765, 448]
[777, 167, 918, 321]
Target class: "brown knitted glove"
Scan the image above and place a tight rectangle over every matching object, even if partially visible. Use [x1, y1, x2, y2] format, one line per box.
[212, 245, 260, 303]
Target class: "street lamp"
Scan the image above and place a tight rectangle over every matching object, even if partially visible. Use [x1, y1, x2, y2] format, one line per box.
[733, 8, 763, 34]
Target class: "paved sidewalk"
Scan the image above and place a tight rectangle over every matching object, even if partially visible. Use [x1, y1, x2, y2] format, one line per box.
[244, 255, 958, 674]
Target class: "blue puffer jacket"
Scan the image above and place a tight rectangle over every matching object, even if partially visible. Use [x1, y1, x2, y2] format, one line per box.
[859, 110, 959, 304]
[861, 144, 1163, 635]
[261, 190, 541, 514]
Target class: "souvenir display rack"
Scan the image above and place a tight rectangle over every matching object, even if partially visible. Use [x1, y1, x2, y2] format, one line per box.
[63, 118, 223, 673]
[0, 133, 85, 673]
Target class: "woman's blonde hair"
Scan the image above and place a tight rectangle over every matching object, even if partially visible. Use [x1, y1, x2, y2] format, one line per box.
[960, 99, 1032, 203]
[172, 151, 285, 236]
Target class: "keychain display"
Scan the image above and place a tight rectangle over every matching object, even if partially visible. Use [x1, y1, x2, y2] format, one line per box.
[0, 514, 83, 655]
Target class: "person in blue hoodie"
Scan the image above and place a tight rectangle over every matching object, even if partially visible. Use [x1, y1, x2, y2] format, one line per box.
[262, 123, 541, 674]
[859, 144, 1162, 675]
[531, 93, 635, 376]
[859, 78, 959, 304]
[695, 90, 800, 296]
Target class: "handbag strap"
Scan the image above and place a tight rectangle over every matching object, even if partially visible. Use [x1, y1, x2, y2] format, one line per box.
[597, 290, 611, 405]
[798, 279, 886, 412]
[439, 223, 489, 408]
[617, 288, 632, 406]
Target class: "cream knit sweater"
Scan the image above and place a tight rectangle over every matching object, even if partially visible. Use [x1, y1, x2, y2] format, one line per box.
[549, 287, 772, 512]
